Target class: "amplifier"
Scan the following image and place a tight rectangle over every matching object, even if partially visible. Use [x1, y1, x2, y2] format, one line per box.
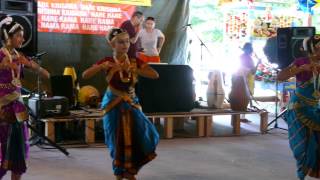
[28, 96, 69, 118]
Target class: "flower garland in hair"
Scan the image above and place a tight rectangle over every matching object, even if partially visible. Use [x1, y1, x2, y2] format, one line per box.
[106, 28, 127, 43]
[0, 16, 13, 40]
[9, 23, 22, 33]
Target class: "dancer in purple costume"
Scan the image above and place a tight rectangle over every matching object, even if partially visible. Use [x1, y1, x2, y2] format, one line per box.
[0, 16, 50, 180]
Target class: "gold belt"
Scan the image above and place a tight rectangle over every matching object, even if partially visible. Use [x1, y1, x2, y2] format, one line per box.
[102, 86, 141, 115]
[295, 92, 319, 106]
[108, 85, 136, 99]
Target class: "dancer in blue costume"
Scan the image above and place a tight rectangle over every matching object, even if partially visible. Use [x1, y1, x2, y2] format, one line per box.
[82, 28, 159, 180]
[278, 35, 320, 180]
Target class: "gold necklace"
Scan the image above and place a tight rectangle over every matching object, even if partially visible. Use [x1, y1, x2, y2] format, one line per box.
[2, 47, 22, 87]
[113, 54, 131, 83]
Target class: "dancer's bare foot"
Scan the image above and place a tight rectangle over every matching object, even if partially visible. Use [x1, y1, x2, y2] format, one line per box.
[11, 173, 21, 180]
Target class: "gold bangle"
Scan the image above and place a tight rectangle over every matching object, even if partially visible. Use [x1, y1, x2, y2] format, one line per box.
[100, 63, 106, 70]
[289, 65, 297, 75]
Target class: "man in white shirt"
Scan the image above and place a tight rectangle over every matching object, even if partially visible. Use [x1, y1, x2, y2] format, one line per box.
[137, 17, 165, 63]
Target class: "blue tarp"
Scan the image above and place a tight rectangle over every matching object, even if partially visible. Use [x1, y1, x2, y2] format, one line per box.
[297, 0, 317, 14]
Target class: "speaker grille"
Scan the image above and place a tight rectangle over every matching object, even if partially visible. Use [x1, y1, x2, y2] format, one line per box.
[1, 0, 33, 13]
[276, 27, 315, 69]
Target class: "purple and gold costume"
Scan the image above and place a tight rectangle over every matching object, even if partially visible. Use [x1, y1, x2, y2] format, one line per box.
[0, 50, 29, 178]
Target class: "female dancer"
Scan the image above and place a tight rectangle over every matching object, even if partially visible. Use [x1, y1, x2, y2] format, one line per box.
[277, 35, 320, 180]
[82, 28, 159, 180]
[0, 16, 50, 180]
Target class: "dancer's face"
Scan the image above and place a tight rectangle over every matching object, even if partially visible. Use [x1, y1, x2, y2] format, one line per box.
[112, 33, 130, 54]
[314, 43, 320, 58]
[313, 35, 320, 58]
[8, 30, 24, 48]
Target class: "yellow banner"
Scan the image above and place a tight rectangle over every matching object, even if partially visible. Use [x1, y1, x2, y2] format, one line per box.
[83, 0, 151, 6]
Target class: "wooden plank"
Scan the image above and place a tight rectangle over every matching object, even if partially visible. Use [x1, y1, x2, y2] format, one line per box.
[146, 112, 258, 118]
[260, 111, 268, 134]
[232, 114, 241, 135]
[45, 121, 55, 142]
[205, 116, 213, 137]
[195, 116, 205, 137]
[39, 108, 266, 142]
[41, 108, 262, 122]
[164, 117, 173, 139]
[41, 118, 101, 123]
[145, 109, 260, 117]
[85, 119, 95, 144]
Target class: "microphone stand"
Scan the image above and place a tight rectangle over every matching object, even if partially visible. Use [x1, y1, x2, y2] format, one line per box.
[187, 24, 214, 62]
[28, 52, 69, 156]
[267, 69, 288, 132]
[186, 24, 227, 104]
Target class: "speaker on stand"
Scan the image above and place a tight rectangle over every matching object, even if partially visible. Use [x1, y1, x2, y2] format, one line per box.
[267, 27, 315, 131]
[0, 0, 37, 56]
[277, 27, 315, 69]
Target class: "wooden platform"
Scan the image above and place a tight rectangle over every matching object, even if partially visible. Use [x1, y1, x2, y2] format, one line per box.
[40, 108, 268, 143]
[146, 109, 268, 139]
[40, 109, 103, 144]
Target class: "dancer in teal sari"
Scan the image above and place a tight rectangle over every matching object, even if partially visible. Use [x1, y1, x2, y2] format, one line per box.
[278, 35, 320, 180]
[82, 28, 159, 180]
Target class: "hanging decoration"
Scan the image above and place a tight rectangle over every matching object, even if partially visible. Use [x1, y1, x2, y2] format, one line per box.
[297, 0, 318, 14]
[252, 15, 303, 38]
[218, 0, 254, 6]
[255, 63, 277, 82]
[225, 11, 248, 40]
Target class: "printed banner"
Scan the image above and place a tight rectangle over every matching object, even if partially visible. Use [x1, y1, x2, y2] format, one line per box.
[83, 0, 151, 6]
[38, 0, 136, 35]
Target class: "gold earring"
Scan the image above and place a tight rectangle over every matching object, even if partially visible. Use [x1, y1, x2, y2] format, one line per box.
[6, 39, 12, 46]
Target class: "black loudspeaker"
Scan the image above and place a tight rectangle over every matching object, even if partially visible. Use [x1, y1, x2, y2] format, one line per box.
[277, 27, 315, 69]
[0, 0, 37, 56]
[1, 0, 35, 13]
[50, 75, 75, 107]
[136, 64, 195, 113]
